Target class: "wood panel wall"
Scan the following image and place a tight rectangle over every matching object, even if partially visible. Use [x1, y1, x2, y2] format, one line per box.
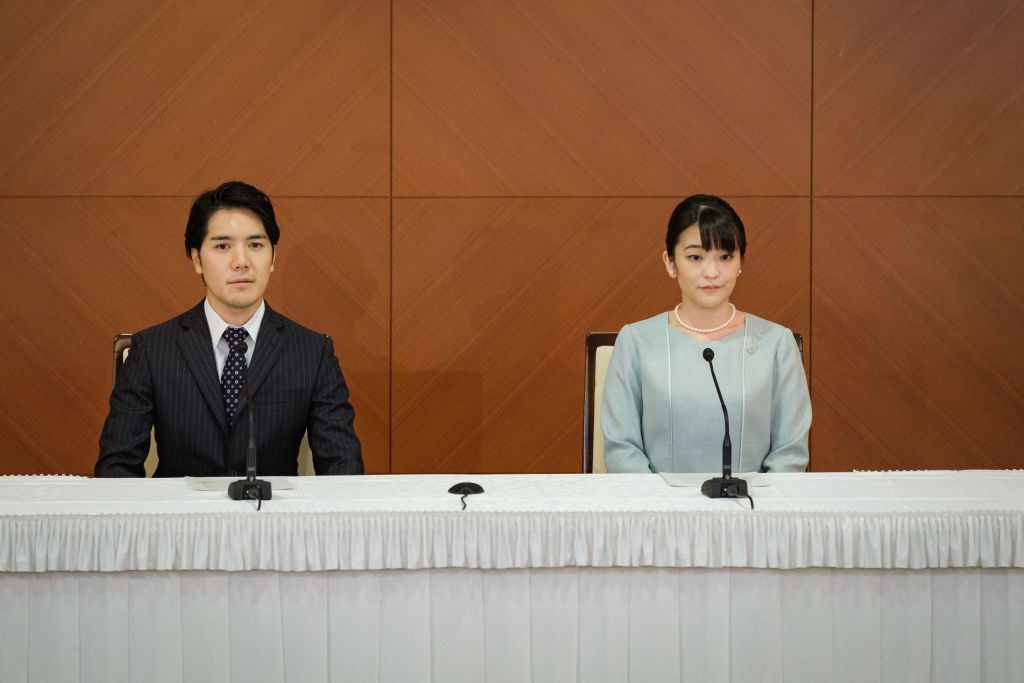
[1, 0, 1021, 475]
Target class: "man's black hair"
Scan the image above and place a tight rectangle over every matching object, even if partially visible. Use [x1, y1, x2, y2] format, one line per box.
[184, 181, 280, 258]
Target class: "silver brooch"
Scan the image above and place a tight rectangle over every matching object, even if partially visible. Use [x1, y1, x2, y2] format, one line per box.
[747, 331, 765, 355]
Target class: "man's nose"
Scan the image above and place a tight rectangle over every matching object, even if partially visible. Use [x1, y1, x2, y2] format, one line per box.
[231, 247, 250, 269]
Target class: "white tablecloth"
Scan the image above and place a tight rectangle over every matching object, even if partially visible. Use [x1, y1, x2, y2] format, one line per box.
[2, 471, 1023, 572]
[2, 472, 1023, 682]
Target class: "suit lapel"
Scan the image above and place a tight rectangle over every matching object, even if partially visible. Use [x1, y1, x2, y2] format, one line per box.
[176, 302, 229, 433]
[235, 303, 286, 415]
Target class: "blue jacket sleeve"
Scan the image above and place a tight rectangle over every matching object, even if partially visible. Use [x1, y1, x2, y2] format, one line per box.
[763, 331, 812, 472]
[600, 326, 654, 473]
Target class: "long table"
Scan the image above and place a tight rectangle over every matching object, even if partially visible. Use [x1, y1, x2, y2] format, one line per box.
[2, 471, 1022, 682]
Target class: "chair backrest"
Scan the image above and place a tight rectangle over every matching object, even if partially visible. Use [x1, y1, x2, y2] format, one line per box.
[583, 329, 805, 473]
[111, 333, 316, 476]
[113, 334, 133, 389]
[583, 332, 618, 473]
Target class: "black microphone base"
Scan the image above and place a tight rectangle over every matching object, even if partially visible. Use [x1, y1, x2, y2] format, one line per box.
[701, 476, 748, 499]
[228, 478, 272, 501]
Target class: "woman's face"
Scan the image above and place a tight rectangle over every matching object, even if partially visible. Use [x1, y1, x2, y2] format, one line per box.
[662, 223, 741, 309]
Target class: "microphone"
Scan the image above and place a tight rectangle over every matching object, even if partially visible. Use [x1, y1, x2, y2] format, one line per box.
[700, 348, 749, 502]
[228, 340, 272, 505]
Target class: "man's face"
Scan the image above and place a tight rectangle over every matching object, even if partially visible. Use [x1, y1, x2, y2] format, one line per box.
[191, 208, 275, 324]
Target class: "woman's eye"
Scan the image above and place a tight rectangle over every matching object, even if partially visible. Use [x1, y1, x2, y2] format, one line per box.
[721, 254, 732, 261]
[687, 254, 702, 261]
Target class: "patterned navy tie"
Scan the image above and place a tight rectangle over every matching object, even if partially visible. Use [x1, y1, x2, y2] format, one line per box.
[221, 327, 249, 426]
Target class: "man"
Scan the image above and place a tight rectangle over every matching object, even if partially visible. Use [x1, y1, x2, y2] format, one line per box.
[96, 181, 363, 477]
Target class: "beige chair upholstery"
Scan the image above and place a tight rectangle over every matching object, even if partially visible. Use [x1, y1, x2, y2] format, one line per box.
[296, 432, 315, 476]
[583, 330, 805, 473]
[112, 333, 315, 476]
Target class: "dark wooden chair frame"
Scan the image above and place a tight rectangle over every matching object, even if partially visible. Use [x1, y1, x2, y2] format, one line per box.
[113, 333, 133, 388]
[583, 332, 618, 473]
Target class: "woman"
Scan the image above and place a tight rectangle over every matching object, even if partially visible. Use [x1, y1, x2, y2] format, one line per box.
[601, 194, 811, 473]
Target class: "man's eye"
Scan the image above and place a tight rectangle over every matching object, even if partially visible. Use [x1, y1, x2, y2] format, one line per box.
[214, 244, 228, 250]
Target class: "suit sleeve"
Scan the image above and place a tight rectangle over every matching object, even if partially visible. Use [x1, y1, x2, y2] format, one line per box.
[95, 334, 154, 477]
[306, 335, 364, 475]
[600, 326, 654, 473]
[763, 331, 812, 472]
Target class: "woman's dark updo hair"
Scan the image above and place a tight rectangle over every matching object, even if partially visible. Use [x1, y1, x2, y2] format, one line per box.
[665, 194, 746, 260]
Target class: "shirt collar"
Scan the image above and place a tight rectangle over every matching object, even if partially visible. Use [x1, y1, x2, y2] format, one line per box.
[203, 298, 265, 345]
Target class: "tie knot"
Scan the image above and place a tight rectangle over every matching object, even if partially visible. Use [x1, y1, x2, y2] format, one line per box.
[223, 327, 248, 348]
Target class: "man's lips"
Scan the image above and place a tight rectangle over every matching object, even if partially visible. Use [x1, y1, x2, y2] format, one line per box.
[228, 279, 254, 285]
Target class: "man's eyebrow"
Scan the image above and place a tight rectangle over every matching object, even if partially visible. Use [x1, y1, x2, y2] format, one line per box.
[207, 233, 268, 241]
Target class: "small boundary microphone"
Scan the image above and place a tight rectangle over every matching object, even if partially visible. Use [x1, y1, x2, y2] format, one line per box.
[700, 347, 752, 508]
[228, 339, 272, 508]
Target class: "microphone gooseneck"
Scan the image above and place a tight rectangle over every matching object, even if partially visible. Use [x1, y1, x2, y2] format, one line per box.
[235, 341, 257, 481]
[702, 348, 731, 479]
[699, 347, 751, 507]
[227, 337, 272, 506]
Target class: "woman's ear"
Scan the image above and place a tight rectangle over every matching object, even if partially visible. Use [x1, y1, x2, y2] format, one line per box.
[662, 250, 675, 277]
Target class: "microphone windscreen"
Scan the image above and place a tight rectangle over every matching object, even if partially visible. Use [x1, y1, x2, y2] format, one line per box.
[237, 341, 249, 355]
[703, 348, 715, 362]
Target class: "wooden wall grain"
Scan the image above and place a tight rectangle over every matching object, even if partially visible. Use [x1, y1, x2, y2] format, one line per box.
[1, 0, 1021, 475]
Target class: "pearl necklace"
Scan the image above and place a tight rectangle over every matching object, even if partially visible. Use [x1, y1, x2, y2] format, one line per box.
[674, 302, 736, 334]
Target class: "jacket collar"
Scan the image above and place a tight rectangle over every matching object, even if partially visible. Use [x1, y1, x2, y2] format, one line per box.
[175, 300, 288, 431]
[236, 303, 286, 415]
[177, 301, 227, 432]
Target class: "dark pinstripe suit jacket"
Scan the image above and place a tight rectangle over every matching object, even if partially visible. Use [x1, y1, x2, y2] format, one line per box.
[96, 301, 363, 477]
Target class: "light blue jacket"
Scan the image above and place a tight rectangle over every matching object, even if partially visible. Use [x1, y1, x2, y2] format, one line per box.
[601, 312, 811, 473]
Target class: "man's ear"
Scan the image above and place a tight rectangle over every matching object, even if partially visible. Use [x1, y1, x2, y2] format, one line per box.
[270, 246, 275, 272]
[191, 248, 203, 275]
